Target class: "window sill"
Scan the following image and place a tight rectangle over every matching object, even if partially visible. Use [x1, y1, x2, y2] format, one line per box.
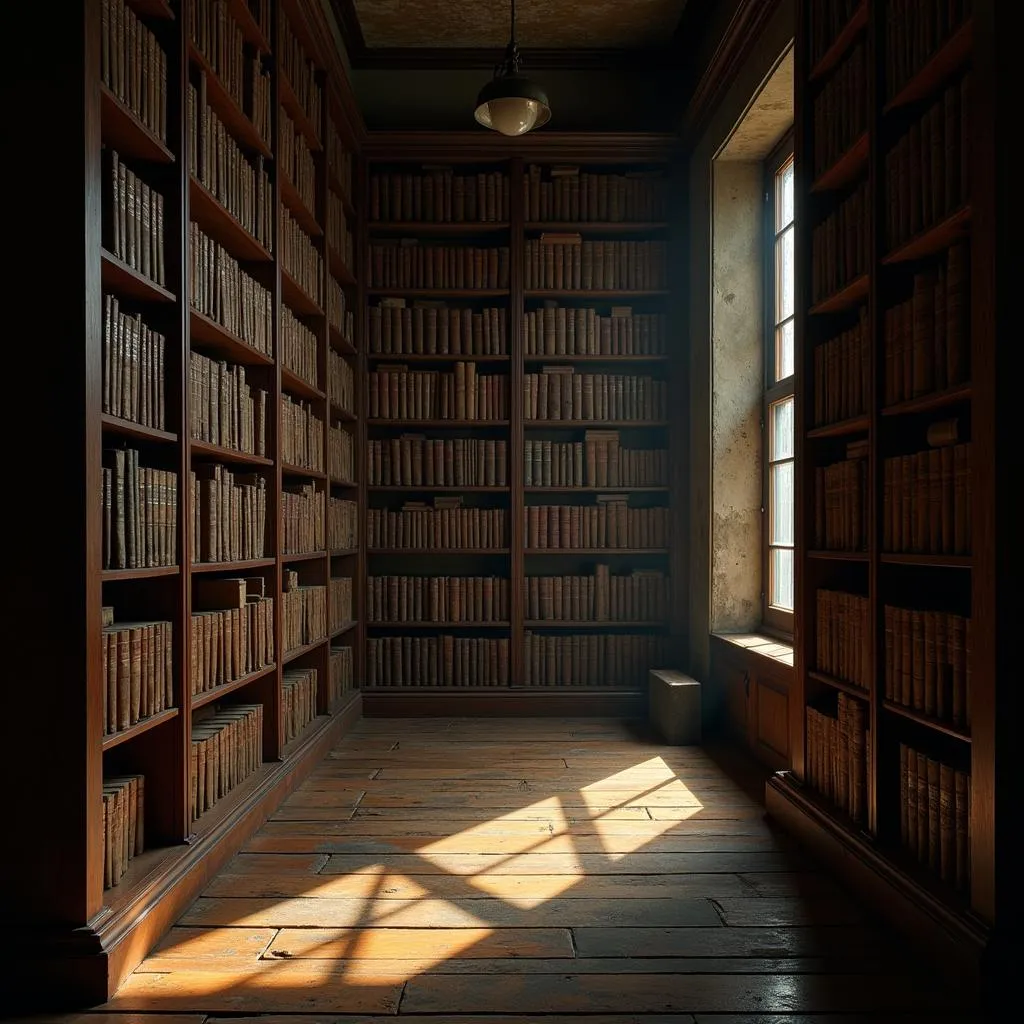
[712, 631, 794, 669]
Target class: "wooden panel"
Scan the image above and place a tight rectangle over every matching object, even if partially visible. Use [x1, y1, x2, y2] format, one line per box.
[755, 679, 790, 761]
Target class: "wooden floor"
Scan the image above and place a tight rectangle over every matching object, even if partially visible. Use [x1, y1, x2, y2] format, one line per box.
[42, 718, 978, 1022]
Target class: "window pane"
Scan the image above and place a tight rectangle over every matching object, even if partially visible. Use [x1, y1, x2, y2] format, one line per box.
[770, 547, 794, 611]
[775, 319, 795, 381]
[770, 396, 794, 460]
[771, 461, 794, 545]
[776, 225, 795, 322]
[777, 158, 794, 229]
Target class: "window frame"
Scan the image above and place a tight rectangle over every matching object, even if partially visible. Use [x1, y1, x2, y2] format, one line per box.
[762, 132, 796, 638]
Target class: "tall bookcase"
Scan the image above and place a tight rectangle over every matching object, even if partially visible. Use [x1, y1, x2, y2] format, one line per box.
[361, 136, 683, 716]
[767, 0, 1000, 977]
[5, 0, 364, 1002]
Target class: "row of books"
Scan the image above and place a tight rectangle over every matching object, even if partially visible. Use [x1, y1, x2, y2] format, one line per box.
[190, 704, 263, 822]
[884, 244, 969, 406]
[368, 576, 510, 624]
[189, 224, 274, 356]
[368, 504, 506, 550]
[328, 278, 355, 342]
[523, 632, 667, 688]
[816, 589, 871, 691]
[885, 607, 971, 728]
[524, 370, 668, 422]
[883, 442, 972, 555]
[281, 109, 317, 219]
[885, 77, 971, 252]
[282, 307, 318, 389]
[523, 165, 669, 223]
[283, 573, 326, 654]
[328, 424, 354, 482]
[104, 151, 166, 287]
[101, 0, 167, 143]
[368, 244, 510, 290]
[806, 695, 869, 825]
[101, 606, 174, 736]
[811, 181, 869, 304]
[281, 395, 324, 472]
[367, 637, 510, 688]
[813, 42, 867, 179]
[808, 0, 862, 67]
[189, 75, 273, 250]
[191, 465, 268, 563]
[525, 436, 669, 488]
[370, 170, 510, 223]
[369, 302, 506, 356]
[191, 579, 275, 696]
[329, 497, 358, 550]
[189, 351, 268, 457]
[282, 483, 324, 555]
[525, 306, 668, 357]
[103, 449, 178, 570]
[282, 667, 318, 744]
[279, 15, 322, 133]
[104, 295, 167, 430]
[329, 349, 356, 412]
[368, 437, 508, 488]
[103, 774, 145, 890]
[899, 743, 970, 891]
[524, 238, 667, 292]
[327, 121, 353, 201]
[328, 192, 355, 273]
[525, 501, 669, 550]
[330, 577, 353, 633]
[812, 310, 870, 427]
[282, 207, 323, 308]
[884, 0, 973, 102]
[525, 568, 670, 623]
[189, 0, 271, 145]
[813, 443, 869, 552]
[330, 645, 354, 703]
[367, 365, 507, 421]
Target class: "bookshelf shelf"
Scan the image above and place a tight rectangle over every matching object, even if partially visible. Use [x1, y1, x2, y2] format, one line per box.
[363, 685, 643, 695]
[367, 418, 510, 428]
[331, 620, 358, 638]
[811, 132, 869, 193]
[369, 485, 509, 493]
[367, 352, 511, 363]
[190, 439, 274, 466]
[281, 463, 327, 480]
[328, 170, 356, 215]
[228, 0, 270, 51]
[806, 550, 870, 562]
[101, 415, 178, 444]
[329, 325, 357, 355]
[101, 250, 176, 304]
[191, 557, 275, 573]
[882, 206, 972, 265]
[281, 269, 324, 318]
[329, 246, 357, 287]
[189, 177, 273, 263]
[282, 550, 327, 563]
[188, 309, 274, 366]
[808, 274, 869, 315]
[369, 621, 512, 629]
[809, 0, 868, 82]
[187, 44, 271, 158]
[101, 707, 179, 752]
[331, 405, 357, 422]
[884, 19, 974, 114]
[279, 174, 322, 238]
[100, 84, 175, 164]
[279, 71, 321, 151]
[191, 664, 277, 711]
[525, 548, 669, 555]
[525, 290, 670, 299]
[526, 419, 669, 428]
[101, 565, 180, 581]
[524, 485, 669, 494]
[882, 700, 972, 743]
[525, 222, 669, 233]
[807, 670, 871, 700]
[367, 288, 511, 298]
[806, 414, 870, 439]
[525, 620, 667, 629]
[128, 0, 176, 19]
[523, 354, 669, 364]
[281, 368, 325, 402]
[881, 383, 972, 416]
[282, 637, 329, 665]
[330, 548, 358, 557]
[330, 479, 358, 490]
[369, 548, 510, 555]
[879, 553, 972, 568]
[369, 221, 511, 234]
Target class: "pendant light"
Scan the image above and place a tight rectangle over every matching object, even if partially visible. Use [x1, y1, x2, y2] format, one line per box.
[474, 0, 551, 136]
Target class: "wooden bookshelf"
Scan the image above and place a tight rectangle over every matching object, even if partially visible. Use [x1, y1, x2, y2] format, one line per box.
[769, 0, 998, 987]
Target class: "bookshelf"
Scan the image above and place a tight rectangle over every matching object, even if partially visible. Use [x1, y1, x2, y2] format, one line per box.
[362, 146, 678, 713]
[767, 0, 997, 981]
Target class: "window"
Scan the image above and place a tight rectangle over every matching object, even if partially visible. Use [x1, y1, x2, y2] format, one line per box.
[764, 145, 795, 634]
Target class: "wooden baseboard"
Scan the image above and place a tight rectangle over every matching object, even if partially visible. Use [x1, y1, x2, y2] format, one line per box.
[765, 770, 987, 989]
[4, 693, 363, 1010]
[362, 688, 648, 717]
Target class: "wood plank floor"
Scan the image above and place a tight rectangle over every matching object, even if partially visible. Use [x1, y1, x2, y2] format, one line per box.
[39, 718, 979, 1022]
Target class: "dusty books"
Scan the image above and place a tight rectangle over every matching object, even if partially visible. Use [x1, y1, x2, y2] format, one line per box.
[526, 501, 669, 549]
[330, 645, 355, 701]
[369, 576, 510, 624]
[369, 243, 510, 289]
[329, 498, 358, 550]
[101, 607, 174, 735]
[369, 503, 506, 549]
[103, 295, 167, 430]
[524, 165, 668, 222]
[281, 205, 323, 307]
[282, 483, 325, 555]
[101, 0, 167, 142]
[102, 774, 145, 889]
[524, 239, 666, 291]
[811, 181, 869, 303]
[279, 14, 322, 130]
[328, 191, 355, 272]
[283, 570, 326, 654]
[280, 107, 317, 217]
[329, 349, 356, 413]
[369, 436, 507, 487]
[813, 309, 870, 426]
[524, 369, 667, 421]
[812, 42, 866, 178]
[282, 667, 318, 744]
[281, 307, 319, 389]
[328, 423, 355, 482]
[367, 636, 509, 688]
[327, 120, 353, 200]
[812, 442, 870, 551]
[190, 351, 268, 456]
[368, 363, 507, 421]
[103, 150, 166, 286]
[330, 577, 353, 633]
[370, 302, 506, 356]
[190, 703, 263, 822]
[806, 694, 869, 825]
[523, 632, 667, 688]
[816, 590, 871, 690]
[102, 448, 178, 570]
[281, 394, 324, 472]
[525, 434, 669, 488]
[526, 568, 669, 623]
[191, 465, 267, 563]
[371, 169, 509, 223]
[523, 306, 667, 356]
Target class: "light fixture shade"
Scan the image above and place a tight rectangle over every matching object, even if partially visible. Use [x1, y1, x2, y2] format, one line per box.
[474, 74, 551, 136]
